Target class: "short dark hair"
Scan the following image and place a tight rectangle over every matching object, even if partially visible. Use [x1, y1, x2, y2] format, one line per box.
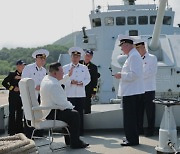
[49, 62, 61, 73]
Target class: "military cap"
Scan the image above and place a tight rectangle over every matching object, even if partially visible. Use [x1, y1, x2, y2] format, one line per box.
[68, 47, 85, 57]
[118, 34, 134, 46]
[16, 60, 26, 65]
[84, 49, 93, 55]
[32, 49, 49, 58]
[134, 39, 145, 47]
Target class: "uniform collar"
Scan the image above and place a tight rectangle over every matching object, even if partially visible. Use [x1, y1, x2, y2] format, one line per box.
[35, 63, 43, 71]
[15, 70, 21, 75]
[83, 61, 91, 66]
[142, 52, 148, 60]
[48, 75, 59, 83]
[71, 63, 79, 68]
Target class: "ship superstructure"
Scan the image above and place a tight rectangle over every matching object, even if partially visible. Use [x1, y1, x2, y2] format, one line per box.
[71, 0, 180, 103]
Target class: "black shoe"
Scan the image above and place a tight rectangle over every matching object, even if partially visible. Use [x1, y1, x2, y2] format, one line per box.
[122, 137, 127, 142]
[121, 140, 139, 146]
[70, 142, 89, 149]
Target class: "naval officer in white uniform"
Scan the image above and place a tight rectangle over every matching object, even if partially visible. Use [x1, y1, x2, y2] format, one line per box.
[114, 35, 144, 146]
[135, 40, 157, 136]
[21, 49, 49, 138]
[63, 47, 90, 135]
[22, 49, 49, 100]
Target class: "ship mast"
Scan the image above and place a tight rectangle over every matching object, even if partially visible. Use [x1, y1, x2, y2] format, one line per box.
[92, 0, 95, 11]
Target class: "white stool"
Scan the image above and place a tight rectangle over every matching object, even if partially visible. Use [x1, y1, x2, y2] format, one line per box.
[154, 98, 180, 154]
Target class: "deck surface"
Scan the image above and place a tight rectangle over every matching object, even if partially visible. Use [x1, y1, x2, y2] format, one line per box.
[1, 90, 180, 153]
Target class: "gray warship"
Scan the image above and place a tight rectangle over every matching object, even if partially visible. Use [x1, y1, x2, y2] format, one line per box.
[58, 0, 180, 130]
[1, 0, 180, 153]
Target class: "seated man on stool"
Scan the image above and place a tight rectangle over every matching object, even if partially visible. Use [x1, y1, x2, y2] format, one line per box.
[40, 62, 89, 149]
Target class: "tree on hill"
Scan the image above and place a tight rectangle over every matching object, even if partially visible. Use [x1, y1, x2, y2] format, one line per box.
[0, 45, 68, 75]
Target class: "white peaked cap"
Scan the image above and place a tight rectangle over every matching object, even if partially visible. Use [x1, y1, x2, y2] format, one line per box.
[32, 49, 49, 58]
[68, 47, 85, 57]
[118, 34, 134, 46]
[134, 38, 146, 45]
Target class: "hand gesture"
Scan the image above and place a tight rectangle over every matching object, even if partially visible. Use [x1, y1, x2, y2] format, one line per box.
[77, 81, 83, 86]
[14, 87, 19, 92]
[71, 80, 78, 85]
[68, 66, 74, 77]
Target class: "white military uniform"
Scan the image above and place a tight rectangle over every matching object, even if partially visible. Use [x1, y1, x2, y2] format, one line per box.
[22, 63, 47, 98]
[142, 52, 157, 91]
[63, 46, 90, 135]
[118, 48, 145, 97]
[117, 35, 144, 145]
[63, 63, 90, 97]
[22, 49, 49, 138]
[22, 49, 49, 98]
[137, 51, 157, 135]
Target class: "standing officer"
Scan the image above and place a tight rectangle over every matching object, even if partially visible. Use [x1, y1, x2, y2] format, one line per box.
[80, 49, 98, 114]
[22, 49, 49, 100]
[135, 40, 157, 136]
[63, 47, 90, 135]
[21, 49, 49, 138]
[114, 35, 144, 146]
[2, 60, 26, 135]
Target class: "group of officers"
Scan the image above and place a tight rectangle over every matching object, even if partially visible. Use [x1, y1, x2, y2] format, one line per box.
[114, 34, 157, 146]
[2, 46, 98, 148]
[2, 34, 157, 148]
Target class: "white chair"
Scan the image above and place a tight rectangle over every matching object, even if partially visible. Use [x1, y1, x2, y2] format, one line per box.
[19, 78, 70, 152]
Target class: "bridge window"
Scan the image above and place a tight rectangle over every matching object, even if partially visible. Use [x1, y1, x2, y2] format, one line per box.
[163, 16, 171, 25]
[116, 17, 125, 25]
[150, 16, 156, 24]
[92, 18, 101, 27]
[127, 16, 136, 25]
[138, 16, 148, 25]
[129, 30, 138, 36]
[104, 17, 114, 26]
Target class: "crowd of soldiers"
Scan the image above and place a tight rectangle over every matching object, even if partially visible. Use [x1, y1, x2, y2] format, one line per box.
[2, 34, 157, 148]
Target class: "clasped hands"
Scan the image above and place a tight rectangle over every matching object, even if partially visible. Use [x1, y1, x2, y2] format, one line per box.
[71, 80, 83, 86]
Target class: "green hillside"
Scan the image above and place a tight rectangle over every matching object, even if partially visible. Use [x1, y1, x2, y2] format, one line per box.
[0, 44, 68, 75]
[0, 30, 79, 77]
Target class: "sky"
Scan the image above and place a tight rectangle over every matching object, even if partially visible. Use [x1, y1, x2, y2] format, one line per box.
[0, 0, 179, 49]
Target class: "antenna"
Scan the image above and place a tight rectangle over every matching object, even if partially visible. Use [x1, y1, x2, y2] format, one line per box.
[92, 0, 95, 11]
